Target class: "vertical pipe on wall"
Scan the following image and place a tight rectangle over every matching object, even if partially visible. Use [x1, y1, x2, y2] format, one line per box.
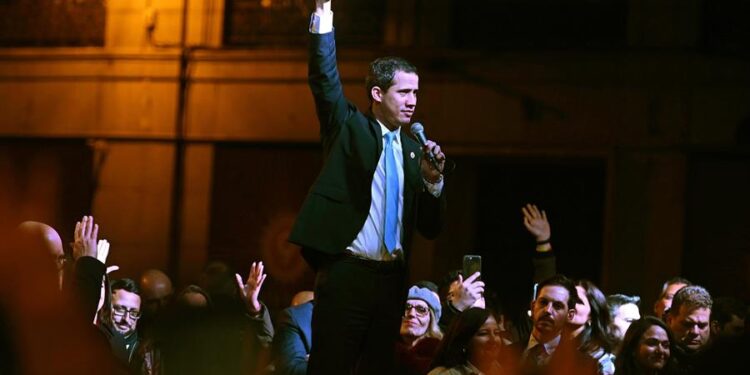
[167, 0, 192, 283]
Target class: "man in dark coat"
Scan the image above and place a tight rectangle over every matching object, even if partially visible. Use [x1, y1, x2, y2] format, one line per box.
[288, 1, 447, 373]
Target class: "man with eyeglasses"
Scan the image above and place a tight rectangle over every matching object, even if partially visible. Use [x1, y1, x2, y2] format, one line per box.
[100, 278, 143, 368]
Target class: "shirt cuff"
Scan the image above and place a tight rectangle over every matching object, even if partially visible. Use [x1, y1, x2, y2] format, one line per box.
[309, 11, 333, 34]
[423, 176, 444, 198]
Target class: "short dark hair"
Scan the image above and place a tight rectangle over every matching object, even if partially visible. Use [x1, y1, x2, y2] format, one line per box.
[111, 278, 140, 295]
[536, 274, 581, 310]
[668, 285, 712, 317]
[659, 277, 692, 298]
[607, 294, 641, 317]
[365, 56, 417, 103]
[711, 297, 746, 326]
[440, 269, 462, 299]
[177, 284, 212, 308]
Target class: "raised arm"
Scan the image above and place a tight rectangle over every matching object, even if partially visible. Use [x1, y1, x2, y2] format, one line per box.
[236, 261, 274, 336]
[522, 204, 556, 283]
[522, 203, 551, 248]
[69, 215, 106, 322]
[235, 261, 267, 315]
[308, 0, 354, 138]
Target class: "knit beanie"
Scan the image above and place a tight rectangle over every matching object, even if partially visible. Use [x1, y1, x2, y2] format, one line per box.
[407, 285, 442, 321]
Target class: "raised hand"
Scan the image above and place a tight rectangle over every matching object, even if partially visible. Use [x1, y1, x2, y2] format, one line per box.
[96, 239, 110, 264]
[522, 204, 550, 242]
[73, 216, 99, 259]
[449, 272, 485, 311]
[235, 261, 267, 315]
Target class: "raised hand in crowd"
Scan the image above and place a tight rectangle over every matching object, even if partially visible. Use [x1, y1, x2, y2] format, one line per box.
[448, 271, 485, 311]
[97, 239, 119, 274]
[522, 203, 550, 242]
[73, 215, 99, 260]
[235, 261, 267, 315]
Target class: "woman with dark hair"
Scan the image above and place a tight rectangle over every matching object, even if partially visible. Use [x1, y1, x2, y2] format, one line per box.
[615, 317, 675, 375]
[569, 280, 617, 374]
[428, 308, 503, 375]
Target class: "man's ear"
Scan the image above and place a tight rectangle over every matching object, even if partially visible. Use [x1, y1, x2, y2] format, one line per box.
[567, 308, 576, 322]
[371, 86, 383, 103]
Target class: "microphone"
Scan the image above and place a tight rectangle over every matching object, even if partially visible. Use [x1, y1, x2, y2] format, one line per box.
[410, 122, 441, 170]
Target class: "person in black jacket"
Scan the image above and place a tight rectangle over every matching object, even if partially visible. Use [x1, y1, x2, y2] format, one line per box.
[288, 1, 446, 373]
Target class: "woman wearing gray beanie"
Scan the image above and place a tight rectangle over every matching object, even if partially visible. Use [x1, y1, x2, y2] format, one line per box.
[396, 285, 445, 374]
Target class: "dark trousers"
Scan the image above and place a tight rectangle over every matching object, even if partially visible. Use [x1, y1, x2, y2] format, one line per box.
[306, 252, 406, 375]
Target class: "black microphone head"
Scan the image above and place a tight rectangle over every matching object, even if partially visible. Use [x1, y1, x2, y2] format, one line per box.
[410, 122, 424, 135]
[410, 122, 428, 145]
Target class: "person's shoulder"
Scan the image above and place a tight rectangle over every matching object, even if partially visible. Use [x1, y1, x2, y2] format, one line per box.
[413, 337, 441, 354]
[426, 365, 471, 375]
[281, 301, 313, 323]
[289, 301, 314, 316]
[426, 366, 449, 375]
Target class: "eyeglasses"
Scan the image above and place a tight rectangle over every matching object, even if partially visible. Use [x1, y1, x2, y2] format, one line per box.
[404, 303, 429, 317]
[112, 305, 141, 319]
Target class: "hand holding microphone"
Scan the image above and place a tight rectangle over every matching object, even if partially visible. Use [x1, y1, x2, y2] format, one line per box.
[410, 122, 446, 183]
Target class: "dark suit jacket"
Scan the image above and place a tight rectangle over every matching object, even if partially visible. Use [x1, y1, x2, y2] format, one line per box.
[289, 31, 444, 263]
[272, 301, 313, 375]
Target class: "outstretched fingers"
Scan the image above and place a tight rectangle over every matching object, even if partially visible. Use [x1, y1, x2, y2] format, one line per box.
[235, 273, 247, 296]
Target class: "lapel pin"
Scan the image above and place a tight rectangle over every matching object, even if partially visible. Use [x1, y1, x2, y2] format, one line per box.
[410, 152, 415, 159]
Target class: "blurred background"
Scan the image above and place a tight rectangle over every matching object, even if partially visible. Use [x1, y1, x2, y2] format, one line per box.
[1, 0, 748, 315]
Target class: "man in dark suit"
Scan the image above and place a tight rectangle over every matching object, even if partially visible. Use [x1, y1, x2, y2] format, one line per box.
[272, 301, 313, 375]
[288, 1, 446, 373]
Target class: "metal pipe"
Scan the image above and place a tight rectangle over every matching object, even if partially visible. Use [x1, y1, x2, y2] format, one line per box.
[166, 0, 192, 283]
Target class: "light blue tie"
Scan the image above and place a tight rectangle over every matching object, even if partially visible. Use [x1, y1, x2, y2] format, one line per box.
[384, 132, 399, 253]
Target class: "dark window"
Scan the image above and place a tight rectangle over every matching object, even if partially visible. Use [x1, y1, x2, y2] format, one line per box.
[470, 157, 606, 313]
[209, 143, 320, 310]
[452, 0, 628, 50]
[224, 0, 385, 47]
[685, 152, 750, 299]
[0, 0, 104, 47]
[0, 138, 93, 239]
[701, 0, 750, 56]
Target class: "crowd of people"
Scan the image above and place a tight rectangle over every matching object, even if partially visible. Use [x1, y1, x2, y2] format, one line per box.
[9, 204, 747, 375]
[3, 1, 747, 374]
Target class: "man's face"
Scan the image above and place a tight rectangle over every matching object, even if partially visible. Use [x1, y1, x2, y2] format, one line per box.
[110, 289, 141, 336]
[667, 305, 710, 352]
[373, 71, 418, 128]
[531, 285, 572, 340]
[400, 299, 430, 340]
[613, 303, 641, 339]
[636, 325, 671, 371]
[654, 282, 687, 318]
[712, 314, 745, 340]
